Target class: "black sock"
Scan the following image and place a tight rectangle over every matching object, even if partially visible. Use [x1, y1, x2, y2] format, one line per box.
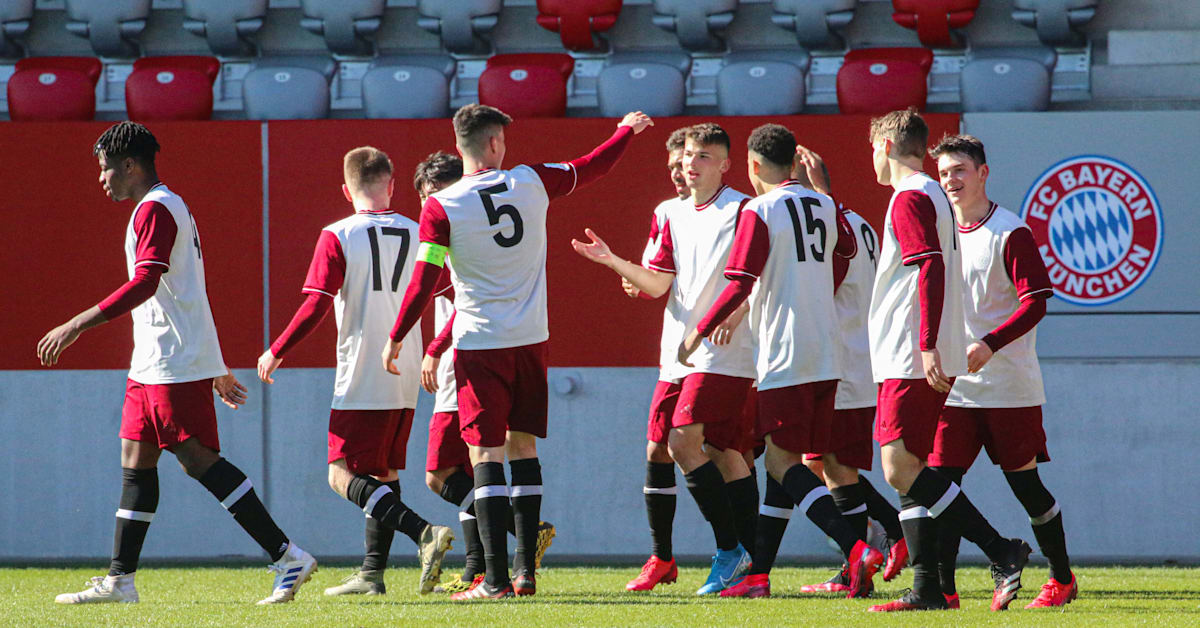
[198, 458, 289, 561]
[907, 467, 1007, 563]
[472, 462, 510, 587]
[750, 475, 792, 576]
[1005, 467, 1071, 584]
[860, 476, 903, 541]
[110, 467, 159, 576]
[725, 475, 759, 560]
[362, 480, 400, 572]
[900, 493, 942, 601]
[346, 475, 429, 545]
[438, 469, 475, 507]
[930, 467, 965, 596]
[782, 464, 860, 558]
[644, 461, 677, 561]
[510, 458, 543, 575]
[831, 481, 868, 542]
[684, 461, 738, 551]
[461, 502, 484, 581]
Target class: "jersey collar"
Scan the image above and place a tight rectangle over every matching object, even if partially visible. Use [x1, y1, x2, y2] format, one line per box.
[694, 184, 729, 211]
[957, 201, 998, 233]
[466, 167, 497, 177]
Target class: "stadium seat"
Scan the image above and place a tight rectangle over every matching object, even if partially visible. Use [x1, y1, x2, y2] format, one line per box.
[182, 0, 267, 58]
[535, 0, 623, 52]
[300, 0, 385, 57]
[1012, 0, 1098, 47]
[125, 56, 220, 121]
[417, 0, 502, 55]
[717, 51, 810, 115]
[836, 47, 933, 114]
[652, 0, 738, 52]
[892, 0, 979, 48]
[770, 0, 857, 50]
[0, 0, 33, 58]
[478, 62, 567, 118]
[597, 61, 684, 118]
[6, 56, 102, 121]
[242, 59, 332, 120]
[64, 0, 151, 58]
[486, 53, 575, 80]
[362, 56, 454, 119]
[960, 46, 1056, 112]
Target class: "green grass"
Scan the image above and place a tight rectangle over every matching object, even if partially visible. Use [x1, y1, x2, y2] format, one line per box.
[4, 563, 1198, 627]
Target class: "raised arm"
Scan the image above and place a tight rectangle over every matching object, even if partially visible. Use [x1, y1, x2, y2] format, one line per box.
[571, 227, 675, 299]
[532, 112, 654, 200]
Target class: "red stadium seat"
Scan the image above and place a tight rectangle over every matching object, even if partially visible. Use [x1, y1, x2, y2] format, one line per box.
[126, 55, 220, 121]
[486, 53, 574, 80]
[535, 0, 622, 52]
[478, 63, 567, 118]
[837, 47, 933, 114]
[6, 56, 102, 121]
[891, 0, 979, 48]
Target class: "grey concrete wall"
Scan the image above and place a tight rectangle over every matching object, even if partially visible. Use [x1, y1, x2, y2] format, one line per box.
[4, 364, 1199, 562]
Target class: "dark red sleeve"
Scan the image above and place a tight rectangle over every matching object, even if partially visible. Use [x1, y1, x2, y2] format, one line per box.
[697, 276, 755, 337]
[390, 260, 442, 342]
[302, 230, 346, 297]
[724, 207, 770, 280]
[270, 292, 334, 358]
[433, 266, 454, 298]
[132, 201, 177, 270]
[915, 255, 946, 351]
[832, 206, 856, 291]
[891, 191, 942, 265]
[97, 265, 164, 320]
[981, 228, 1053, 352]
[418, 197, 451, 246]
[426, 308, 456, 358]
[530, 125, 634, 200]
[982, 298, 1046, 353]
[645, 218, 677, 273]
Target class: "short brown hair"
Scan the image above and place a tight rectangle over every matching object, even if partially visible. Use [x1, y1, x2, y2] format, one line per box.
[343, 146, 393, 193]
[929, 133, 987, 168]
[413, 151, 463, 194]
[666, 126, 689, 152]
[686, 123, 731, 153]
[868, 107, 928, 159]
[453, 103, 512, 153]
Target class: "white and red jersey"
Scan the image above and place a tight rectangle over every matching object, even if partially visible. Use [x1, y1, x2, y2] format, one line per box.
[305, 210, 422, 410]
[835, 208, 879, 409]
[644, 185, 756, 382]
[641, 198, 683, 384]
[724, 182, 841, 391]
[947, 204, 1053, 408]
[432, 292, 458, 413]
[124, 183, 226, 385]
[868, 172, 967, 381]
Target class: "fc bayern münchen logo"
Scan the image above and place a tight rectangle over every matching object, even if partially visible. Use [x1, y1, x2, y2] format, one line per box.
[1020, 155, 1163, 306]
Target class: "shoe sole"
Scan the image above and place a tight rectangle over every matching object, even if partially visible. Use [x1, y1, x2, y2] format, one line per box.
[535, 524, 556, 570]
[626, 566, 678, 592]
[418, 529, 455, 594]
[258, 563, 318, 605]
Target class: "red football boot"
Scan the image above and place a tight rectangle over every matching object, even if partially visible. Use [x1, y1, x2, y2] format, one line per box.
[990, 539, 1033, 611]
[868, 589, 950, 612]
[1024, 573, 1078, 608]
[625, 556, 678, 591]
[845, 540, 885, 599]
[881, 537, 909, 582]
[513, 570, 536, 596]
[799, 564, 851, 594]
[719, 573, 770, 598]
[450, 575, 514, 601]
[944, 592, 960, 609]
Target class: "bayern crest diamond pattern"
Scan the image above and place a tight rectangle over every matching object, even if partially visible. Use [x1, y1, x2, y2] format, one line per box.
[1048, 189, 1132, 273]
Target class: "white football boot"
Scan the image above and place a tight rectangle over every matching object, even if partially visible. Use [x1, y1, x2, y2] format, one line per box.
[257, 543, 318, 604]
[55, 573, 139, 604]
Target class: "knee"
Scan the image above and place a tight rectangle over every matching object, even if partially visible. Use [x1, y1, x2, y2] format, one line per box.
[425, 472, 442, 494]
[327, 465, 343, 494]
[646, 441, 672, 463]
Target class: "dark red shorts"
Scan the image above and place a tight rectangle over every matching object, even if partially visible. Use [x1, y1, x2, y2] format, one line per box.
[734, 388, 763, 455]
[672, 373, 754, 451]
[756, 380, 838, 455]
[928, 406, 1049, 471]
[328, 408, 414, 477]
[454, 342, 548, 448]
[646, 380, 681, 445]
[874, 378, 954, 460]
[120, 378, 220, 451]
[427, 411, 471, 472]
[806, 406, 876, 471]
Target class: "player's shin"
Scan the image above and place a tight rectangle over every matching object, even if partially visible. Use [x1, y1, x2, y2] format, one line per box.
[361, 480, 400, 573]
[1005, 468, 1071, 584]
[472, 462, 511, 588]
[685, 461, 739, 551]
[345, 475, 430, 545]
[899, 494, 943, 601]
[906, 467, 1008, 562]
[782, 465, 859, 558]
[510, 458, 543, 575]
[644, 461, 677, 560]
[110, 467, 159, 576]
[860, 476, 903, 541]
[930, 467, 965, 596]
[831, 482, 869, 541]
[752, 476, 793, 576]
[198, 458, 290, 561]
[726, 472, 760, 559]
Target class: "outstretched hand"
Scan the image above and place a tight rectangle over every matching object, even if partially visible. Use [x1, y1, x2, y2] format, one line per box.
[571, 228, 617, 267]
[619, 111, 654, 135]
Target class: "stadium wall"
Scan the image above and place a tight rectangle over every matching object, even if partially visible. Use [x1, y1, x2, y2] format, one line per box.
[2, 112, 1197, 562]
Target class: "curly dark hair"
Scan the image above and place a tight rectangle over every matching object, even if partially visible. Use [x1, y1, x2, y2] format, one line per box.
[666, 126, 689, 152]
[93, 121, 160, 168]
[747, 124, 796, 168]
[413, 151, 463, 194]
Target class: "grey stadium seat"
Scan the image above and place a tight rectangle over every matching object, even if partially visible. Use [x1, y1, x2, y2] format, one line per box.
[64, 0, 151, 57]
[1012, 0, 1099, 47]
[771, 0, 857, 50]
[362, 55, 454, 119]
[182, 0, 267, 58]
[652, 0, 738, 52]
[417, 0, 502, 55]
[960, 46, 1057, 112]
[718, 50, 810, 115]
[242, 58, 334, 120]
[0, 0, 33, 58]
[300, 0, 385, 57]
[597, 62, 686, 118]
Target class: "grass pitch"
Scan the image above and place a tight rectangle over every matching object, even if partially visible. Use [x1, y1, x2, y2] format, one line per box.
[3, 563, 1198, 627]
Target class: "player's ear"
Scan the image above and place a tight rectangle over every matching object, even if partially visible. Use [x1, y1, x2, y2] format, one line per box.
[386, 177, 395, 198]
[341, 183, 353, 203]
[978, 163, 989, 183]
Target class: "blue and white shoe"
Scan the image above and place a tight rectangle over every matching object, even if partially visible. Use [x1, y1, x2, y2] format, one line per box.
[258, 543, 318, 604]
[696, 544, 751, 595]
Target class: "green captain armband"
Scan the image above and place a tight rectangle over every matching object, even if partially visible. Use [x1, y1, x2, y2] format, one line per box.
[417, 242, 448, 267]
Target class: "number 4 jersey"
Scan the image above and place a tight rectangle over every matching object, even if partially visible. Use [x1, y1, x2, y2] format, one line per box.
[305, 210, 422, 410]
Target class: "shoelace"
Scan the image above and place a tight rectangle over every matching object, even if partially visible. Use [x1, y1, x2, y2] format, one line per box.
[638, 561, 659, 577]
[85, 576, 107, 591]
